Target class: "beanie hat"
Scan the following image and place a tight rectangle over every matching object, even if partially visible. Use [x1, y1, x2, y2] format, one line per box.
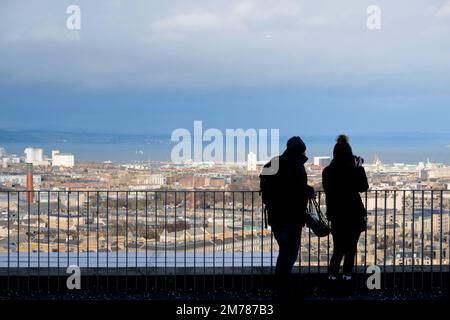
[333, 134, 353, 160]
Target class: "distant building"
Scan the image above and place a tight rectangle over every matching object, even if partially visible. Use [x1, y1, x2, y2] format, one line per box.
[24, 147, 48, 166]
[428, 167, 450, 179]
[247, 152, 257, 172]
[0, 147, 6, 158]
[0, 174, 42, 187]
[419, 169, 429, 181]
[1, 155, 22, 165]
[313, 156, 331, 167]
[146, 174, 167, 186]
[52, 150, 75, 167]
[209, 177, 226, 188]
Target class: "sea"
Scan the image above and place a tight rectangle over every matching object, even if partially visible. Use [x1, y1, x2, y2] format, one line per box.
[1, 135, 449, 164]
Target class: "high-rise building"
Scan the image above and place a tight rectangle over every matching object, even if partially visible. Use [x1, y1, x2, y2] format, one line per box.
[52, 150, 75, 167]
[0, 147, 6, 158]
[419, 169, 429, 181]
[313, 156, 331, 167]
[247, 152, 257, 172]
[24, 147, 45, 165]
[373, 154, 383, 168]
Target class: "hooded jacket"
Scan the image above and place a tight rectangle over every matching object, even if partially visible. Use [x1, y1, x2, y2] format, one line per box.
[266, 147, 313, 227]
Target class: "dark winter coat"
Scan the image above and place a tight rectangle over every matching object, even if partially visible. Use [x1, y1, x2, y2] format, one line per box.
[322, 160, 369, 230]
[265, 149, 314, 227]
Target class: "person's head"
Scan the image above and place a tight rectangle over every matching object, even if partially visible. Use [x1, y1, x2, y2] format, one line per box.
[333, 134, 353, 162]
[286, 136, 306, 155]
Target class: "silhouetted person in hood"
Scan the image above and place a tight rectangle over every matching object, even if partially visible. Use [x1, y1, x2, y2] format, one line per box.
[261, 136, 314, 298]
[322, 135, 369, 285]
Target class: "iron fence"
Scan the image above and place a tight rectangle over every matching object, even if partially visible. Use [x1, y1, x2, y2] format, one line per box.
[0, 190, 448, 293]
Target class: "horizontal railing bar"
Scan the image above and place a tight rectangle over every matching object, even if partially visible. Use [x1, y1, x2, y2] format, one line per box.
[2, 189, 448, 193]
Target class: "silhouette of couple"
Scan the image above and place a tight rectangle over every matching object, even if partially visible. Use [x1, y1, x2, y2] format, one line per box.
[262, 135, 369, 298]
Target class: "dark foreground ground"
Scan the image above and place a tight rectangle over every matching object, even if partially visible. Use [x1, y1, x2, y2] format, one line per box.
[0, 273, 447, 319]
[0, 287, 448, 301]
[1, 291, 447, 320]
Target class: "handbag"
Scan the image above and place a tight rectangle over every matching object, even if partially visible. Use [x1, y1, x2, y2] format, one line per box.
[306, 198, 331, 237]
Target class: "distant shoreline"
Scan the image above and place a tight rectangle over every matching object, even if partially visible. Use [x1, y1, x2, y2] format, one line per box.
[1, 142, 448, 164]
[0, 129, 449, 164]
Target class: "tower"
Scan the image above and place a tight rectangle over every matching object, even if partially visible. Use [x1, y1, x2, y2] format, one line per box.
[247, 152, 257, 172]
[26, 163, 34, 204]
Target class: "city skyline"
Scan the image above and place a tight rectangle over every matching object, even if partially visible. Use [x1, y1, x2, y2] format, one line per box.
[1, 124, 450, 164]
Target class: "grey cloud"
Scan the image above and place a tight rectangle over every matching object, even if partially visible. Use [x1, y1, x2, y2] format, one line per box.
[0, 0, 449, 91]
[436, 0, 450, 18]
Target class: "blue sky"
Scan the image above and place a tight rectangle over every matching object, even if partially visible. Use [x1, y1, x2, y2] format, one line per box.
[0, 0, 450, 137]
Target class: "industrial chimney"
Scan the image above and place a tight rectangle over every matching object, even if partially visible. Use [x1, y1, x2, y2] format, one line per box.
[26, 163, 34, 204]
[189, 192, 195, 210]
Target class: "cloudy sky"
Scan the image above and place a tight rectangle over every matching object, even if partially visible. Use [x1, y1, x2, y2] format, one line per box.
[0, 0, 449, 137]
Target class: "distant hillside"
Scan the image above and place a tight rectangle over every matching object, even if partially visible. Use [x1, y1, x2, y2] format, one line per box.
[0, 129, 171, 145]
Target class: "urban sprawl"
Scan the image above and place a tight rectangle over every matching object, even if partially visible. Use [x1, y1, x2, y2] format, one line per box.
[0, 147, 448, 268]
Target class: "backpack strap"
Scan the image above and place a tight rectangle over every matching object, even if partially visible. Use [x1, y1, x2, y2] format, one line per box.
[263, 206, 269, 229]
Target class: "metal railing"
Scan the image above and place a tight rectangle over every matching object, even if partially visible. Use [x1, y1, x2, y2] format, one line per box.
[0, 190, 448, 292]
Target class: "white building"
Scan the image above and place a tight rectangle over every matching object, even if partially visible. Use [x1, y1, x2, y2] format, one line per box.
[24, 147, 46, 165]
[0, 174, 42, 187]
[0, 147, 6, 158]
[52, 150, 75, 167]
[313, 156, 331, 167]
[1, 155, 22, 165]
[247, 152, 257, 172]
[146, 174, 167, 186]
[428, 167, 450, 179]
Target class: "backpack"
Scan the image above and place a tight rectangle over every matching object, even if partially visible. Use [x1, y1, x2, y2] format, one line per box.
[259, 157, 281, 228]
